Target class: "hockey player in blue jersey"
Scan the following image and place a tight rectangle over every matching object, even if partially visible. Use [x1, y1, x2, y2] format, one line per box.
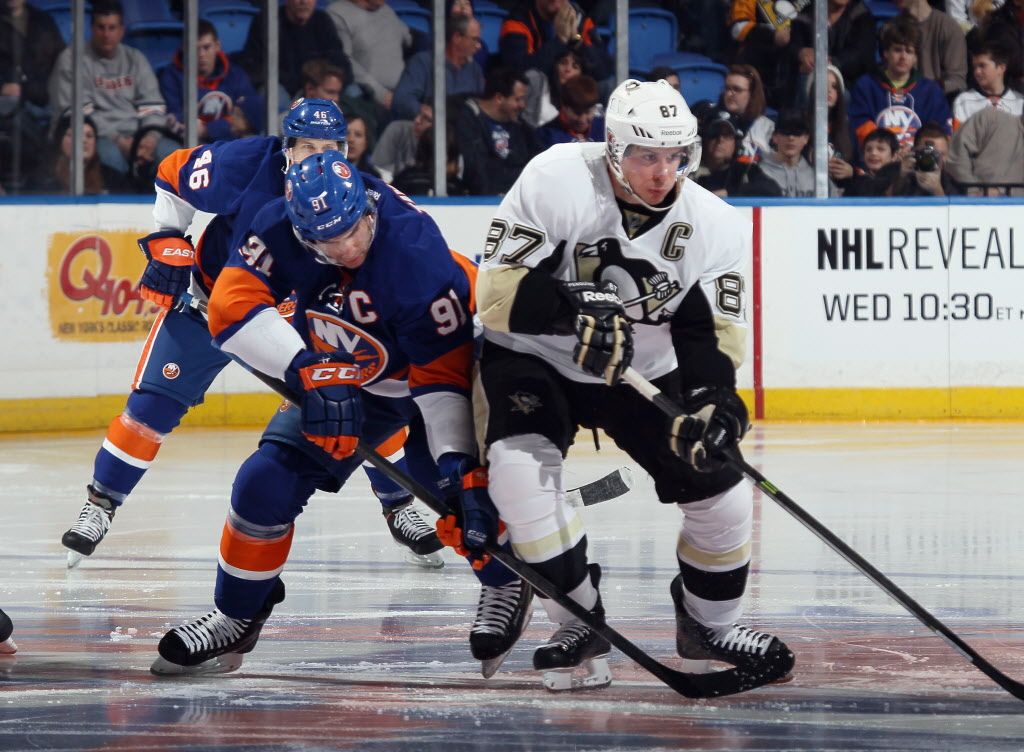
[60, 98, 446, 570]
[150, 151, 533, 676]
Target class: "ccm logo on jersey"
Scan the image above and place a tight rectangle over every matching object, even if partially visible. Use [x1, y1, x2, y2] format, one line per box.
[581, 290, 622, 305]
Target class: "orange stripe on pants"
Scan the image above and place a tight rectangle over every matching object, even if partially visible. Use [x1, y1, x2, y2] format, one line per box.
[219, 519, 295, 575]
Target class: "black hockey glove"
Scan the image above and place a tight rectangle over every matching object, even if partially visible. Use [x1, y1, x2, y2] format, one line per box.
[137, 230, 195, 308]
[283, 350, 364, 460]
[562, 281, 634, 386]
[668, 386, 750, 472]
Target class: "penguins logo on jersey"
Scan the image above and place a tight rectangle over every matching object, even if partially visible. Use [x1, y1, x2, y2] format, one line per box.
[574, 238, 681, 323]
[306, 284, 388, 383]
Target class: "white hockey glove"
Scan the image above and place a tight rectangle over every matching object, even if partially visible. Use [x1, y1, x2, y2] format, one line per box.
[669, 386, 750, 472]
[562, 281, 634, 385]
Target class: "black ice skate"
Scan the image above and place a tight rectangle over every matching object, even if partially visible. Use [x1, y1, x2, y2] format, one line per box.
[671, 574, 794, 689]
[61, 487, 116, 569]
[470, 579, 533, 678]
[0, 608, 15, 655]
[150, 579, 286, 676]
[384, 500, 444, 568]
[532, 565, 612, 691]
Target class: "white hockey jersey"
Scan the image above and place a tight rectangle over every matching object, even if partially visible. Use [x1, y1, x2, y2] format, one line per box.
[478, 142, 750, 384]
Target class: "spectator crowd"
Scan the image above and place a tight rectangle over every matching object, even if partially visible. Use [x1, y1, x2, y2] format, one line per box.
[1, 0, 1023, 197]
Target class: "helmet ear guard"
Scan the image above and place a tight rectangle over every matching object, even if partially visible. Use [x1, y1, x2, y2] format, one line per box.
[604, 79, 702, 209]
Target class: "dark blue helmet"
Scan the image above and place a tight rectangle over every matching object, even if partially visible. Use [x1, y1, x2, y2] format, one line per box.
[285, 151, 370, 255]
[281, 97, 347, 144]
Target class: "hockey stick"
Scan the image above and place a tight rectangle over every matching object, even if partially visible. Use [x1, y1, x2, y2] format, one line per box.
[621, 366, 1024, 702]
[567, 466, 633, 507]
[241, 363, 762, 699]
[174, 294, 630, 510]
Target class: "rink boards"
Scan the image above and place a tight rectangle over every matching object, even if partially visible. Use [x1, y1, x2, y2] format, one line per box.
[0, 195, 1022, 430]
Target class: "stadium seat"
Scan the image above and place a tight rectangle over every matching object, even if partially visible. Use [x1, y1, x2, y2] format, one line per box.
[202, 4, 259, 55]
[125, 21, 184, 72]
[674, 63, 728, 107]
[626, 8, 679, 73]
[864, 0, 899, 18]
[120, 0, 175, 25]
[476, 6, 507, 52]
[394, 6, 431, 36]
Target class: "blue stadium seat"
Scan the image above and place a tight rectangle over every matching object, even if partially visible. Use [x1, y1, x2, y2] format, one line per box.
[674, 62, 728, 107]
[120, 0, 175, 25]
[864, 0, 899, 18]
[202, 4, 259, 55]
[608, 9, 680, 74]
[125, 21, 184, 72]
[40, 1, 90, 45]
[476, 6, 507, 53]
[394, 6, 431, 36]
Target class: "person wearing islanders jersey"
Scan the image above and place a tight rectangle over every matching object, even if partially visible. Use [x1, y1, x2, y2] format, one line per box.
[151, 152, 532, 677]
[58, 99, 350, 568]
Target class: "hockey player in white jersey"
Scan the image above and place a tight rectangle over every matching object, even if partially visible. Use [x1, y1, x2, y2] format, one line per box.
[474, 79, 794, 691]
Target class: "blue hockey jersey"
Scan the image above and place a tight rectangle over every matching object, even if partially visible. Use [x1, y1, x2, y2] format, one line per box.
[208, 175, 477, 438]
[153, 136, 287, 294]
[848, 70, 952, 150]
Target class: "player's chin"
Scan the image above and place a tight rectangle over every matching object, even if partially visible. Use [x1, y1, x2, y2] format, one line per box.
[641, 186, 673, 205]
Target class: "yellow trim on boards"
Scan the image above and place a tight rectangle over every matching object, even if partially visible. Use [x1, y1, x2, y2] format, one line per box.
[1, 387, 1022, 434]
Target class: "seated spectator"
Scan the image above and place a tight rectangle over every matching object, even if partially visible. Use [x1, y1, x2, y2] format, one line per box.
[160, 20, 262, 143]
[648, 66, 681, 92]
[693, 113, 781, 197]
[343, 113, 382, 179]
[373, 102, 433, 182]
[447, 0, 494, 70]
[836, 128, 902, 195]
[32, 112, 129, 194]
[790, 0, 877, 108]
[727, 0, 795, 106]
[758, 111, 836, 196]
[849, 18, 952, 151]
[896, 0, 968, 97]
[236, 0, 353, 100]
[392, 125, 470, 197]
[1, 0, 65, 117]
[805, 64, 855, 177]
[536, 74, 602, 149]
[696, 64, 776, 162]
[946, 106, 1024, 194]
[391, 13, 484, 121]
[499, 0, 613, 86]
[48, 1, 175, 175]
[453, 67, 540, 195]
[893, 122, 960, 195]
[953, 43, 1023, 128]
[300, 58, 378, 138]
[522, 48, 582, 128]
[979, 0, 1023, 90]
[327, 0, 411, 112]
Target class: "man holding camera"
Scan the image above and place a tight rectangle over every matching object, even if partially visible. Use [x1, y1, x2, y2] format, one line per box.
[894, 122, 958, 196]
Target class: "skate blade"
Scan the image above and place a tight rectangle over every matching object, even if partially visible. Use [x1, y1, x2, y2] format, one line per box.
[66, 550, 85, 569]
[150, 652, 244, 676]
[480, 608, 532, 679]
[0, 637, 16, 655]
[403, 548, 444, 569]
[541, 656, 612, 692]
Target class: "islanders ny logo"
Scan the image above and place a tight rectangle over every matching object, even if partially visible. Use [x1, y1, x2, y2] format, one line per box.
[306, 311, 388, 385]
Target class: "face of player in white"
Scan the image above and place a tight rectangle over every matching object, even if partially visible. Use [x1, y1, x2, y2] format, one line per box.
[614, 145, 688, 207]
[310, 212, 376, 268]
[285, 137, 343, 168]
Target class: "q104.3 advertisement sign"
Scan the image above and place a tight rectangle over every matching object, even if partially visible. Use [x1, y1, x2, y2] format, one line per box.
[759, 204, 1024, 389]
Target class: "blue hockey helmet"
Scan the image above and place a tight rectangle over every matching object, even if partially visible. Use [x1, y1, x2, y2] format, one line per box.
[285, 151, 374, 263]
[281, 97, 348, 144]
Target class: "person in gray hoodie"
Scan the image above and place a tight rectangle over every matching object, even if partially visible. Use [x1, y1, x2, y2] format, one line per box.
[47, 0, 173, 175]
[759, 111, 837, 197]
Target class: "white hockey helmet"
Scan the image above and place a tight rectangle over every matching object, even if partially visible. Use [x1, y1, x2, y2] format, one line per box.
[605, 79, 701, 209]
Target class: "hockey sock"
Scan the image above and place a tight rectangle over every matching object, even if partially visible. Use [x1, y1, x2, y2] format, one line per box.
[363, 428, 413, 507]
[91, 390, 186, 505]
[215, 443, 316, 618]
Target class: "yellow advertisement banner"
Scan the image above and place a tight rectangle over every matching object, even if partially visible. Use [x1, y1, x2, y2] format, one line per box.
[47, 232, 161, 342]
